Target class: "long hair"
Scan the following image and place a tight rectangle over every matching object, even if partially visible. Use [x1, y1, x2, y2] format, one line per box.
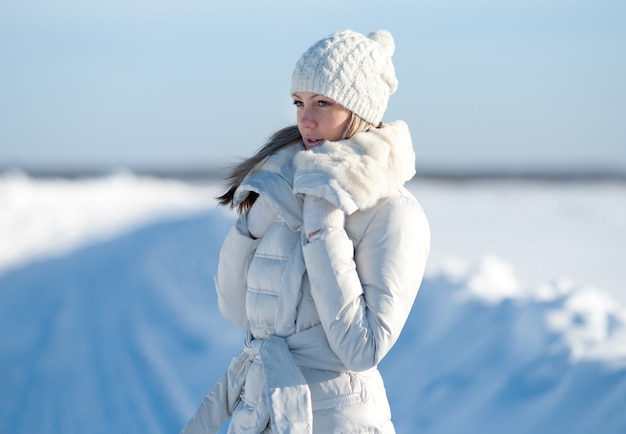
[217, 113, 375, 213]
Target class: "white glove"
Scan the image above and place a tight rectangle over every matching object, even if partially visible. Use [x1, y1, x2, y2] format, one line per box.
[246, 195, 277, 239]
[303, 195, 345, 240]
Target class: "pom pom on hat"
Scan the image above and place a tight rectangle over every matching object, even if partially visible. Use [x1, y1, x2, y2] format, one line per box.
[368, 30, 395, 58]
[291, 29, 398, 126]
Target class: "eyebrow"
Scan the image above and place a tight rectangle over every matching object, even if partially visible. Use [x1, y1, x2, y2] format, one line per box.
[292, 92, 328, 100]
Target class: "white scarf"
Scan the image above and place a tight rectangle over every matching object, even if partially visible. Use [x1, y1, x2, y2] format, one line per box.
[293, 120, 416, 213]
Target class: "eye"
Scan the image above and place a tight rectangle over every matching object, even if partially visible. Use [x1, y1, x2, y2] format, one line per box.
[292, 99, 303, 107]
[314, 97, 336, 107]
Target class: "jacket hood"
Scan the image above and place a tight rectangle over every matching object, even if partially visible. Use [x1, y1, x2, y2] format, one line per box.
[293, 120, 416, 213]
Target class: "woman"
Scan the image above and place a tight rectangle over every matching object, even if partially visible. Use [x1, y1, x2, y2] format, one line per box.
[182, 29, 430, 434]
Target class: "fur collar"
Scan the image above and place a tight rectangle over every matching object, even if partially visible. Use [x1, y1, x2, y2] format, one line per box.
[293, 120, 416, 213]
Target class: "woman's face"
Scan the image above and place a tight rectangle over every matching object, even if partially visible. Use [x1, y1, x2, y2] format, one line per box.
[292, 91, 352, 149]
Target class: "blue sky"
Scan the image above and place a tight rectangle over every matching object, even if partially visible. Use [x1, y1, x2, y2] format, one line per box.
[1, 0, 625, 171]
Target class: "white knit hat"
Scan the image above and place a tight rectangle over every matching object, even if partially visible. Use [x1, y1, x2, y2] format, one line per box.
[291, 29, 398, 126]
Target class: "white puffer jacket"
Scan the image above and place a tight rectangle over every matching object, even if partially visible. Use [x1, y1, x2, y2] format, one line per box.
[181, 121, 430, 434]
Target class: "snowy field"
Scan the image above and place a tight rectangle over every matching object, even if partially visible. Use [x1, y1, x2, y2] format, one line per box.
[1, 170, 625, 433]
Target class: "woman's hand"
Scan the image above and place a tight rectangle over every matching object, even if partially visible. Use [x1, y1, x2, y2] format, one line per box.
[246, 195, 277, 239]
[303, 195, 345, 240]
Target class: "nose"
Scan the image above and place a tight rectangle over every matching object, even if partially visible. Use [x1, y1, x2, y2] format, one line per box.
[298, 106, 316, 130]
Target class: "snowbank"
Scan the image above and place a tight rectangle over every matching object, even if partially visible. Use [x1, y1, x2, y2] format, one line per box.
[0, 170, 221, 274]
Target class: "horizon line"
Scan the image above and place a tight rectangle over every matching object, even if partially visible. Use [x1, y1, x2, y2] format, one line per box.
[2, 164, 626, 183]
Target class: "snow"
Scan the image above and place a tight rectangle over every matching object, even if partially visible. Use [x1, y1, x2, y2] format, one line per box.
[0, 169, 222, 274]
[1, 171, 625, 433]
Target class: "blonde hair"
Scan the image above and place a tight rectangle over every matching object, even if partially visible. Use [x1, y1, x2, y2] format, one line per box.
[342, 112, 375, 139]
[217, 112, 375, 213]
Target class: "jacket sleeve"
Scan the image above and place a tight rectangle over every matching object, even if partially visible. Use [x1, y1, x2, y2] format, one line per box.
[214, 214, 261, 332]
[302, 195, 430, 371]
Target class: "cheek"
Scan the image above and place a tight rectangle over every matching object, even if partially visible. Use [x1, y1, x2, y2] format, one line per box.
[332, 113, 351, 137]
[339, 113, 351, 129]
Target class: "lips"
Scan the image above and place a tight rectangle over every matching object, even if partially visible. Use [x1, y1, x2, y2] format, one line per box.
[304, 138, 324, 148]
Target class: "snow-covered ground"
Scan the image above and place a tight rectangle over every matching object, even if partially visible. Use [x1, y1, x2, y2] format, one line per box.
[1, 171, 625, 433]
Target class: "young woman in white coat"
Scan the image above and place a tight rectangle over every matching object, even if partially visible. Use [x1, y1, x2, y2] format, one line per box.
[181, 29, 430, 434]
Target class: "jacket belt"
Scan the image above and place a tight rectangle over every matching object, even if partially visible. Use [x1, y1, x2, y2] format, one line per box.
[180, 325, 345, 434]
